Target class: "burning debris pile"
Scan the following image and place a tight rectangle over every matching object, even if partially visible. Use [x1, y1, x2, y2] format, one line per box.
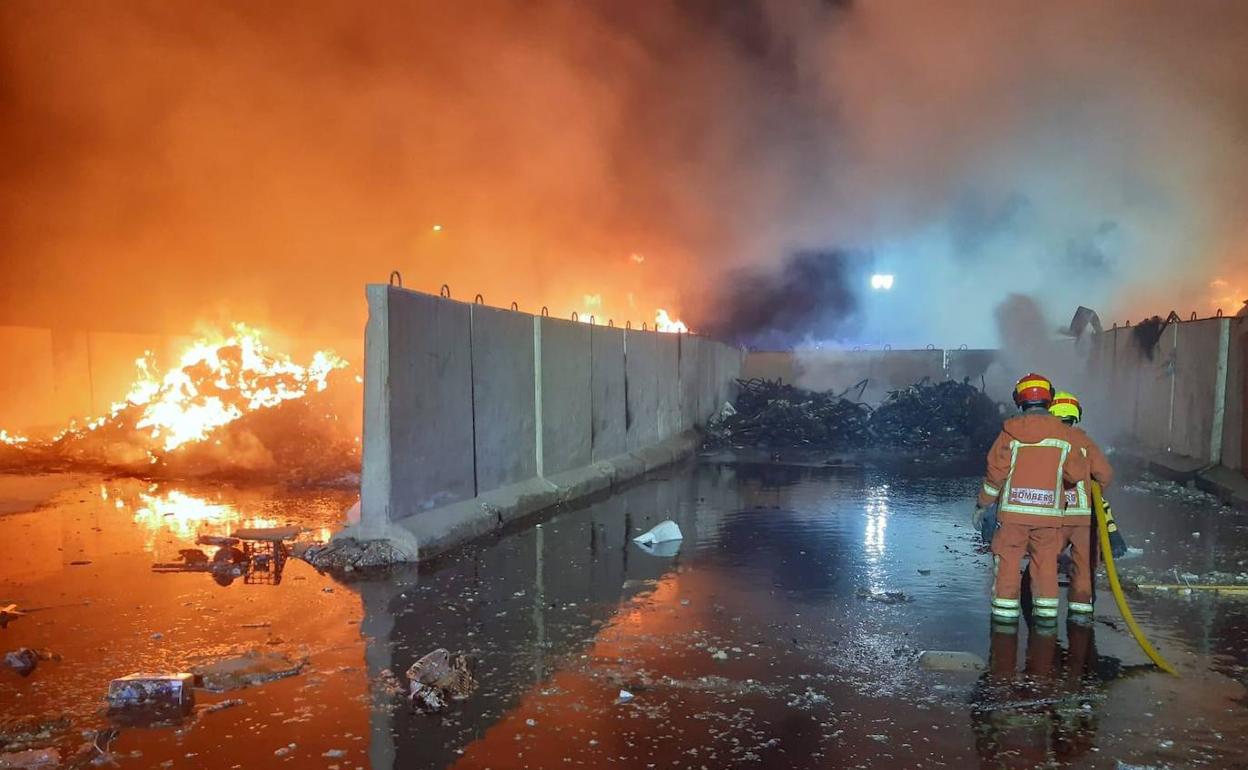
[705, 378, 1004, 455]
[0, 325, 359, 481]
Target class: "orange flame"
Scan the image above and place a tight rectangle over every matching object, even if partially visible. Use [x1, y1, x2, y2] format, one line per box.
[654, 309, 689, 333]
[31, 324, 346, 459]
[0, 429, 29, 446]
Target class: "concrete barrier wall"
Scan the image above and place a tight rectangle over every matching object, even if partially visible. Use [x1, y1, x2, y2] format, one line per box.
[1085, 317, 1243, 472]
[624, 331, 659, 451]
[361, 286, 476, 522]
[359, 286, 744, 551]
[538, 318, 592, 476]
[471, 305, 537, 491]
[590, 326, 627, 462]
[1221, 319, 1246, 472]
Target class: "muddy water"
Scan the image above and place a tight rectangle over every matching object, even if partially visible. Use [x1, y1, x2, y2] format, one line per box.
[2, 465, 1247, 769]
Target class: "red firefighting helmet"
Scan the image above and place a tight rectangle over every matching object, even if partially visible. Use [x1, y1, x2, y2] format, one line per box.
[1013, 373, 1055, 409]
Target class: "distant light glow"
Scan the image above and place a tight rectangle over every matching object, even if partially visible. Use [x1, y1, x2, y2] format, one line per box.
[431, 224, 443, 232]
[871, 274, 895, 291]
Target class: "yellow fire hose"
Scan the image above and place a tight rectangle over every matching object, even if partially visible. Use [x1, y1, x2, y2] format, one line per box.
[1092, 482, 1179, 676]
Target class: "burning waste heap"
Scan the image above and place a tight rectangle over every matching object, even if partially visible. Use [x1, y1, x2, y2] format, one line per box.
[0, 325, 359, 482]
[706, 377, 1004, 456]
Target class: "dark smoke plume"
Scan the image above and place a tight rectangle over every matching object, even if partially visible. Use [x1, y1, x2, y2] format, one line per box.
[697, 250, 862, 349]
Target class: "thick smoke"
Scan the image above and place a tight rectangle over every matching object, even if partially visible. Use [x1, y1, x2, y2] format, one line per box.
[2, 0, 1248, 347]
[700, 250, 862, 349]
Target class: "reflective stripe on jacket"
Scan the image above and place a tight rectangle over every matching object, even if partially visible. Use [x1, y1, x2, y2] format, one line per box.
[978, 413, 1089, 528]
[1060, 427, 1113, 520]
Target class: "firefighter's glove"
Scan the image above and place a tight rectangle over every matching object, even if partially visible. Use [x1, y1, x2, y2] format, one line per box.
[971, 505, 984, 531]
[1108, 530, 1128, 560]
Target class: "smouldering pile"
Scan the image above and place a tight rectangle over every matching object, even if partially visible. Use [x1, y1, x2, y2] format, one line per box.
[705, 379, 872, 450]
[705, 378, 1004, 455]
[869, 379, 1004, 453]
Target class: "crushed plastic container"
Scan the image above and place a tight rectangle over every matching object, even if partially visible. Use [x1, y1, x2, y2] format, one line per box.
[633, 520, 682, 546]
[633, 520, 683, 557]
[107, 673, 196, 713]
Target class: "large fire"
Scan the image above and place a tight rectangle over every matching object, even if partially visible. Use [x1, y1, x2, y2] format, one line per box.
[1, 324, 356, 479]
[117, 325, 344, 452]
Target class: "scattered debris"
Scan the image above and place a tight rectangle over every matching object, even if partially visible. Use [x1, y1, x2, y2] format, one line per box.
[405, 649, 476, 713]
[2, 650, 41, 677]
[856, 589, 912, 604]
[192, 651, 306, 691]
[617, 689, 634, 704]
[0, 605, 24, 628]
[322, 749, 346, 758]
[202, 699, 245, 714]
[633, 520, 683, 546]
[0, 748, 60, 769]
[302, 538, 410, 573]
[917, 651, 986, 672]
[0, 717, 71, 750]
[704, 377, 1002, 454]
[106, 674, 196, 725]
[633, 520, 684, 556]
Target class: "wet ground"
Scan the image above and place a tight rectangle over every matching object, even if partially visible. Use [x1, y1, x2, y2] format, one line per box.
[2, 462, 1247, 769]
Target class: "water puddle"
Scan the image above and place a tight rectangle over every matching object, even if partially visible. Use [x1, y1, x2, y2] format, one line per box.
[2, 464, 1246, 768]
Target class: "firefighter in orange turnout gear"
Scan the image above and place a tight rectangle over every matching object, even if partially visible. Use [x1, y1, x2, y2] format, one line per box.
[1049, 391, 1116, 616]
[974, 374, 1088, 624]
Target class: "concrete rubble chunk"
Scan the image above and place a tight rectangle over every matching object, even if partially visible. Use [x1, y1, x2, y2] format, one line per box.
[917, 651, 986, 672]
[301, 538, 412, 572]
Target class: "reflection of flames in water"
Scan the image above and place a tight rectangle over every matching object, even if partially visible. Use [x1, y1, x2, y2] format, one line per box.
[104, 483, 334, 556]
[133, 489, 278, 542]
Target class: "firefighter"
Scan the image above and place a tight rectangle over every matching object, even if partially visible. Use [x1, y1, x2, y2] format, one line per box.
[974, 373, 1088, 625]
[1048, 391, 1122, 616]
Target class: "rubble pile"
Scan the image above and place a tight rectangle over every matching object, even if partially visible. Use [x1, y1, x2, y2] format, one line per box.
[705, 378, 1004, 455]
[705, 379, 872, 450]
[870, 379, 1003, 453]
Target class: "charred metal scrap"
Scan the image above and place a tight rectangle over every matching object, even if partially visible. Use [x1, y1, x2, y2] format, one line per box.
[705, 378, 1004, 455]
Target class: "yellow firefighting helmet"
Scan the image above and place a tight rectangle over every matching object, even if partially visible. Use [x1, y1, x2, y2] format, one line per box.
[1049, 390, 1082, 423]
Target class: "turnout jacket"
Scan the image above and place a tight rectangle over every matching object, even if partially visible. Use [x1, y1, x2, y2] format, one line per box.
[977, 412, 1089, 527]
[1059, 426, 1114, 520]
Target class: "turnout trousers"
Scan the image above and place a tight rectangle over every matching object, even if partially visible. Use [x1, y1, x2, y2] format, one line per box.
[991, 521, 1061, 621]
[1061, 523, 1096, 613]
